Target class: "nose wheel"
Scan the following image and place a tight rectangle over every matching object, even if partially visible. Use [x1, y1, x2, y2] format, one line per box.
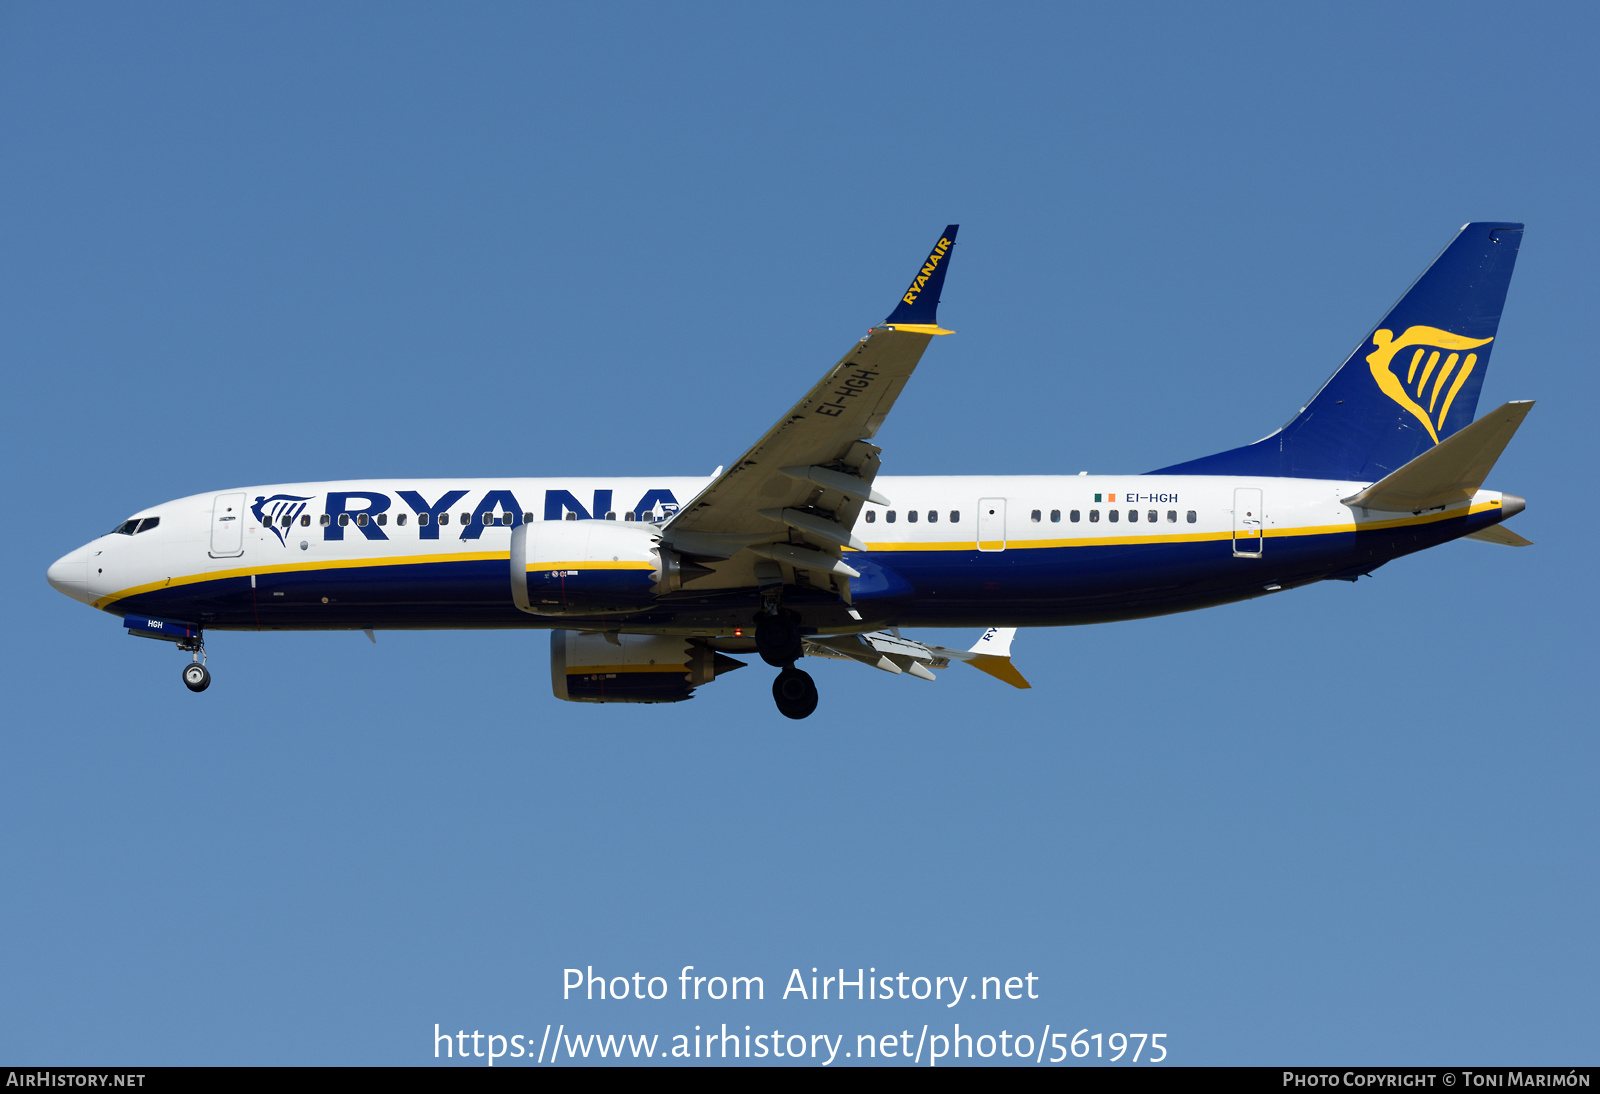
[182, 662, 211, 692]
[772, 665, 818, 720]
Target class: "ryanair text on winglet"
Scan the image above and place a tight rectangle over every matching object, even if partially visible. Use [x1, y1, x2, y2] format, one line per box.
[901, 237, 953, 307]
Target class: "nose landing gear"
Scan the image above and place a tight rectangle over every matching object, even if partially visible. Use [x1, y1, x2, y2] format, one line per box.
[177, 638, 210, 693]
[182, 661, 211, 692]
[756, 612, 817, 719]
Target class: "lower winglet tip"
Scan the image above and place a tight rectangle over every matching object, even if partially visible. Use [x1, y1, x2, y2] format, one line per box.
[969, 656, 1032, 689]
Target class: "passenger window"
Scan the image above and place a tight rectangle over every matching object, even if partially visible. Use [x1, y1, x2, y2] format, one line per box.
[356, 513, 368, 527]
[338, 514, 350, 527]
[376, 513, 387, 526]
[320, 514, 331, 526]
[927, 510, 937, 523]
[1070, 510, 1080, 522]
[1030, 509, 1041, 523]
[865, 510, 876, 523]
[1187, 510, 1197, 523]
[1109, 510, 1119, 522]
[1167, 510, 1176, 523]
[1128, 510, 1138, 522]
[1147, 510, 1157, 523]
[949, 510, 959, 523]
[500, 513, 512, 526]
[1050, 510, 1060, 523]
[396, 513, 408, 527]
[886, 511, 896, 523]
[523, 513, 534, 524]
[564, 512, 577, 522]
[624, 512, 636, 521]
[1089, 510, 1099, 522]
[300, 514, 311, 527]
[418, 512, 430, 526]
[460, 513, 470, 525]
[605, 511, 617, 520]
[438, 513, 449, 525]
[907, 510, 918, 523]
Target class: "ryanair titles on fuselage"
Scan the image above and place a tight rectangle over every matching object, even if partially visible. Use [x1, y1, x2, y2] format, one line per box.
[269, 486, 683, 544]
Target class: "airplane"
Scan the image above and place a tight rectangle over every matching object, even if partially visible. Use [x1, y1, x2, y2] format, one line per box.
[46, 222, 1533, 719]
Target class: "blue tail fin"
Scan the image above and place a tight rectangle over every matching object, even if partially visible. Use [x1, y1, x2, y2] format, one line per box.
[1153, 222, 1523, 480]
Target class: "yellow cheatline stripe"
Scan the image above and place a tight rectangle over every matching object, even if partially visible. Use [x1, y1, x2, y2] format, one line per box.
[567, 664, 687, 675]
[861, 501, 1501, 553]
[526, 561, 656, 572]
[91, 549, 510, 610]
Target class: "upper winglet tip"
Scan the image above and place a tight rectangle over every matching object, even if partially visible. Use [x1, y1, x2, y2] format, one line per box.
[883, 224, 959, 327]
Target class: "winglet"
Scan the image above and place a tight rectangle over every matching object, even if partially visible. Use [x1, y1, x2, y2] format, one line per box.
[884, 225, 959, 333]
[964, 626, 1031, 689]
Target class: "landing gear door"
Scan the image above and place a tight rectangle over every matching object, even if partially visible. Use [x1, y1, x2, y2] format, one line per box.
[1233, 487, 1263, 558]
[210, 492, 246, 558]
[977, 498, 1006, 552]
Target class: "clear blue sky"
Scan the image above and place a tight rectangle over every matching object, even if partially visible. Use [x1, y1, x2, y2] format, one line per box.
[3, 1, 1595, 1066]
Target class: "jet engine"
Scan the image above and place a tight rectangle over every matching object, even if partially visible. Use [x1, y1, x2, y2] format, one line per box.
[511, 520, 698, 617]
[550, 630, 746, 704]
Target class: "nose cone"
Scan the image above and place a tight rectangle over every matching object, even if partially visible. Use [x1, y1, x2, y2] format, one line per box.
[47, 548, 95, 605]
[1501, 493, 1526, 518]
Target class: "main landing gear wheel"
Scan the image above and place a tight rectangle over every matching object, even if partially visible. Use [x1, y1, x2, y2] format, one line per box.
[182, 663, 211, 693]
[772, 666, 818, 720]
[755, 614, 804, 667]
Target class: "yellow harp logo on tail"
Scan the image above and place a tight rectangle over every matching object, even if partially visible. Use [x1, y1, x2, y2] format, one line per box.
[1366, 326, 1494, 444]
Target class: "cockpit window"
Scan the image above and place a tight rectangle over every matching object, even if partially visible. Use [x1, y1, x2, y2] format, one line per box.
[113, 516, 161, 535]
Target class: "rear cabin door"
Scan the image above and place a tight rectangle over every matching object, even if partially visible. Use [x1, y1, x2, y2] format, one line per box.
[1232, 487, 1264, 557]
[977, 498, 1006, 552]
[210, 492, 246, 558]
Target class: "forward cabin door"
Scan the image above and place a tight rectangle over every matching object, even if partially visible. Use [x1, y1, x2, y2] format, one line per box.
[210, 492, 246, 558]
[1232, 487, 1264, 558]
[977, 498, 1006, 552]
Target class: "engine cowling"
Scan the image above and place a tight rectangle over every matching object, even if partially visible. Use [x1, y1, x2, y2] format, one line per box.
[511, 519, 691, 616]
[550, 631, 746, 704]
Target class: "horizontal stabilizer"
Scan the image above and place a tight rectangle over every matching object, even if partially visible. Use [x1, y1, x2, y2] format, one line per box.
[1466, 525, 1534, 546]
[1342, 401, 1533, 512]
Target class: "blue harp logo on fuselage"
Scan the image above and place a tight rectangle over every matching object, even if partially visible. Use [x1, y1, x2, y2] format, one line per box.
[252, 494, 314, 546]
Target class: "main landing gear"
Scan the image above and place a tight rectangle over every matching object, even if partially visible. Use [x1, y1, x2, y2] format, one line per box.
[756, 612, 817, 720]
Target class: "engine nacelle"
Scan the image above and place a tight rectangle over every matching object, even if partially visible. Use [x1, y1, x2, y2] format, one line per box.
[511, 520, 692, 617]
[550, 630, 746, 704]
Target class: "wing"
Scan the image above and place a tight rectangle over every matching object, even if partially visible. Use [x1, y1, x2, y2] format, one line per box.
[660, 226, 959, 597]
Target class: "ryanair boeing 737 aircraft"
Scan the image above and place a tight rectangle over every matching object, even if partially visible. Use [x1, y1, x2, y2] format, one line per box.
[47, 224, 1532, 718]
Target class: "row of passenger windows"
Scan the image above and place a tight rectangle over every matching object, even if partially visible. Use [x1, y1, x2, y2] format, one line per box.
[1036, 509, 1196, 524]
[262, 507, 1201, 530]
[861, 509, 1198, 526]
[276, 511, 662, 528]
[863, 510, 958, 524]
